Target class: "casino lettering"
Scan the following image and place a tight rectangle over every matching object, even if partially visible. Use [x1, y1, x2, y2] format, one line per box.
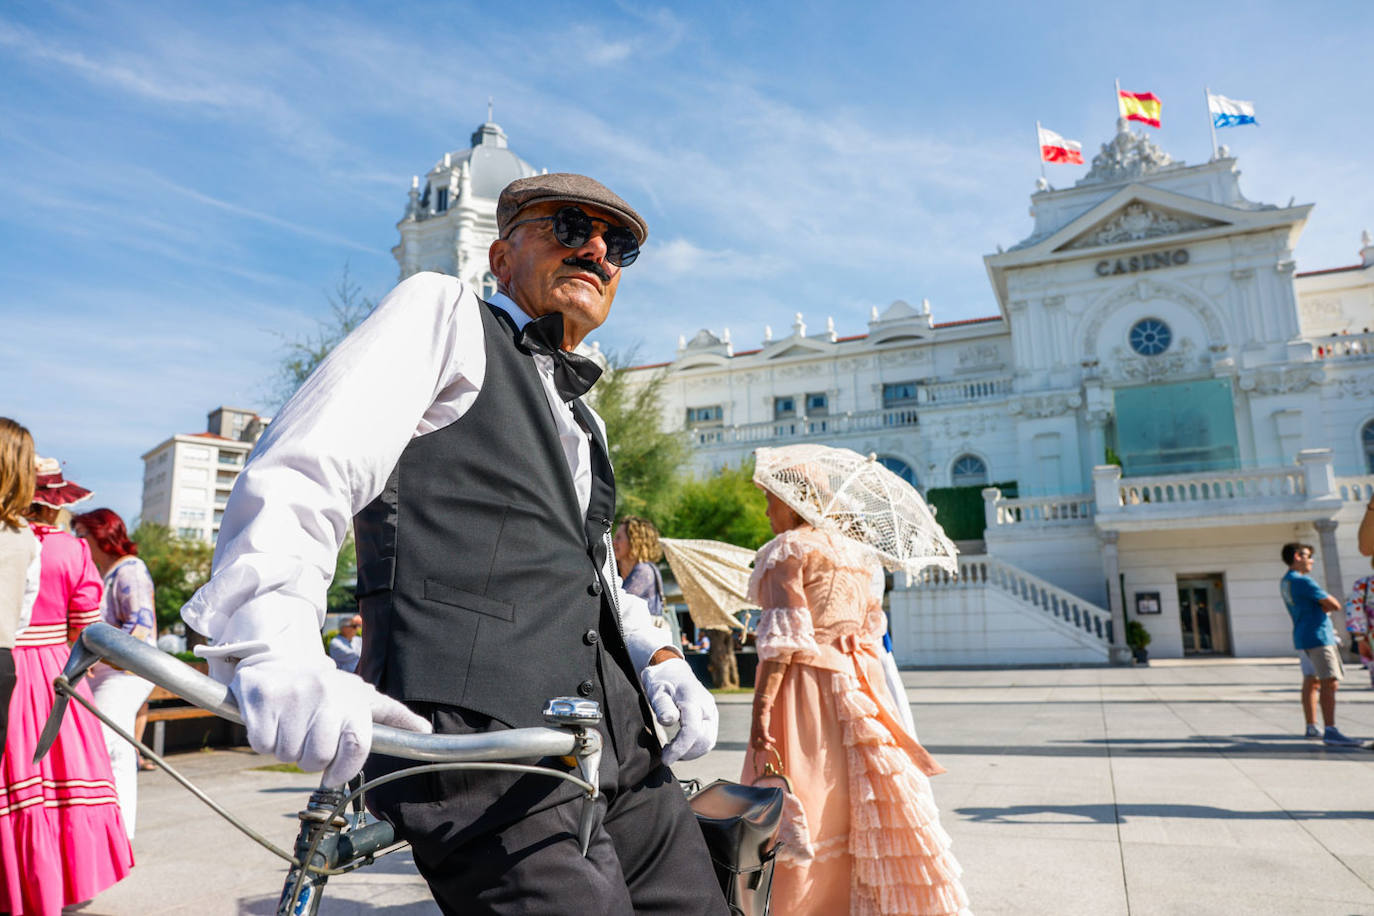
[1095, 248, 1189, 277]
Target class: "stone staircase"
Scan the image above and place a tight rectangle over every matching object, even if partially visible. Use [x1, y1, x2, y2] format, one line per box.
[888, 554, 1115, 666]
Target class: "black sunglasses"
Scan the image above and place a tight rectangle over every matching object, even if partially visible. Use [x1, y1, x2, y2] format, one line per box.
[504, 206, 640, 267]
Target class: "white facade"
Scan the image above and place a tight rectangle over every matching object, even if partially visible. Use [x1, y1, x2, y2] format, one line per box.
[140, 406, 266, 542]
[626, 121, 1374, 664]
[391, 117, 539, 289]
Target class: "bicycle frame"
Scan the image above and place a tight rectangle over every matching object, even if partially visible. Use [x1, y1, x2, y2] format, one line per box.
[36, 624, 606, 916]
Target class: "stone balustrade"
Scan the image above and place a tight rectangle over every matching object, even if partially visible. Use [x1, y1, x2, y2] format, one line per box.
[1313, 330, 1374, 360]
[982, 490, 1095, 527]
[918, 375, 1014, 405]
[914, 555, 1114, 647]
[690, 405, 919, 447]
[1338, 475, 1374, 504]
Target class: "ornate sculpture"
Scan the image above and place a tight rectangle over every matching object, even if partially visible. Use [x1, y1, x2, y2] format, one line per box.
[1077, 119, 1181, 186]
[1065, 203, 1218, 249]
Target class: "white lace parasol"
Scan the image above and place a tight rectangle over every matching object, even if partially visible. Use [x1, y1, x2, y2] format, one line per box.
[753, 444, 958, 575]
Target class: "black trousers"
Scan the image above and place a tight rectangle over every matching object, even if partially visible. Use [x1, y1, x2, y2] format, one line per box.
[365, 653, 728, 916]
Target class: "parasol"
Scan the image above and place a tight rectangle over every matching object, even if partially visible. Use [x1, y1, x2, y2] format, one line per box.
[658, 538, 753, 632]
[752, 444, 958, 576]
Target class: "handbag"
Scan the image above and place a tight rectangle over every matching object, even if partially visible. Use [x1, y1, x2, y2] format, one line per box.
[688, 779, 785, 916]
[748, 745, 814, 866]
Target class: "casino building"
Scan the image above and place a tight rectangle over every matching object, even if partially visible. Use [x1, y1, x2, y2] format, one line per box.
[394, 116, 1374, 665]
[624, 121, 1374, 665]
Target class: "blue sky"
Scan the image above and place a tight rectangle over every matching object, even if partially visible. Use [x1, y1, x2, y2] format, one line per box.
[2, 0, 1370, 522]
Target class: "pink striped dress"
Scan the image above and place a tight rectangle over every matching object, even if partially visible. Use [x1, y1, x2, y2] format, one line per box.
[0, 525, 132, 915]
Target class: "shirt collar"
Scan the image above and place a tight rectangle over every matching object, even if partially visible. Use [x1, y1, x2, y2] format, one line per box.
[488, 290, 535, 333]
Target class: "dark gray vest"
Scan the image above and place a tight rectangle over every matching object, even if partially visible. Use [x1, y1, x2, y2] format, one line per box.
[353, 301, 639, 728]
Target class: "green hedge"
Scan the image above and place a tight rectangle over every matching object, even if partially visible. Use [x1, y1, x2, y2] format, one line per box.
[925, 481, 1018, 541]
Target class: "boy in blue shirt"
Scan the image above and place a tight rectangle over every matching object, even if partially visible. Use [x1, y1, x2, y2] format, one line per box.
[1280, 542, 1362, 746]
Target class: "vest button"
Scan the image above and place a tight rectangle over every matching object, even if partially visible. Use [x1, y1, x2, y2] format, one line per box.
[588, 580, 603, 596]
[577, 679, 595, 697]
[583, 629, 599, 646]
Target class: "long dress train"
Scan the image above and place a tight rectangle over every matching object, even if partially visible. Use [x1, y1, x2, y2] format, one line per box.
[741, 525, 970, 916]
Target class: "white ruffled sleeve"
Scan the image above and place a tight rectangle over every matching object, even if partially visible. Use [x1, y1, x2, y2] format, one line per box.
[750, 532, 819, 664]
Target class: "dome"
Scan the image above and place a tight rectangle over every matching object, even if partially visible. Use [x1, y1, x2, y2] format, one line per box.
[429, 120, 538, 200]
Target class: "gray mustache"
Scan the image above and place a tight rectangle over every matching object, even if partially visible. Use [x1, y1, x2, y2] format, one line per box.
[563, 257, 610, 283]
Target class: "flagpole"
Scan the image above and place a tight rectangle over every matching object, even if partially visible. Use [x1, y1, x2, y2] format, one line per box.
[1205, 86, 1219, 160]
[1035, 120, 1047, 182]
[1114, 77, 1122, 124]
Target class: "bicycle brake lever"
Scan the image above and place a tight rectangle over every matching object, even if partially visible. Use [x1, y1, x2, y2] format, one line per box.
[34, 627, 106, 763]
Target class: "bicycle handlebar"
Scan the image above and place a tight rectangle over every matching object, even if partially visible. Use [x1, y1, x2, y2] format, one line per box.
[37, 623, 593, 765]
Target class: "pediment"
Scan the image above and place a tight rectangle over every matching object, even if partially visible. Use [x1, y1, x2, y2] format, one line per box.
[764, 341, 828, 360]
[1056, 200, 1227, 252]
[877, 299, 921, 321]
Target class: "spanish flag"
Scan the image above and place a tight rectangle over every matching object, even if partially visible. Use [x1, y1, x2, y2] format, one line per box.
[1118, 89, 1162, 128]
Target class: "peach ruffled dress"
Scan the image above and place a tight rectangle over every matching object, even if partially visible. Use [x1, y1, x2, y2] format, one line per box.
[741, 525, 970, 916]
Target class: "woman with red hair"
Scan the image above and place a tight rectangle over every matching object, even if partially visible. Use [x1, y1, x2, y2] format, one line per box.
[73, 508, 158, 840]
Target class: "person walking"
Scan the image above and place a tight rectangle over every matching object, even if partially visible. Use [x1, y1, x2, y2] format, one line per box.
[614, 515, 678, 644]
[182, 174, 724, 913]
[0, 420, 40, 761]
[743, 485, 969, 915]
[328, 614, 363, 672]
[1344, 557, 1374, 688]
[73, 507, 158, 839]
[0, 459, 132, 915]
[1280, 541, 1362, 746]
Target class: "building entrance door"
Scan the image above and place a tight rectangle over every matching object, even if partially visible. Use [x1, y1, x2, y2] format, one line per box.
[1177, 575, 1232, 656]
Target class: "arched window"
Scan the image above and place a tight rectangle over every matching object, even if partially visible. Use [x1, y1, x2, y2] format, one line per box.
[1364, 420, 1374, 473]
[951, 454, 988, 487]
[877, 456, 918, 488]
[481, 271, 499, 300]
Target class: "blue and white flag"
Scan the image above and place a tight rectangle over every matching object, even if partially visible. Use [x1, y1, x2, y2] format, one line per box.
[1208, 92, 1257, 128]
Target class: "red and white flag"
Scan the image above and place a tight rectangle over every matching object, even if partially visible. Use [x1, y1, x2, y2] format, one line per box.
[1037, 125, 1084, 164]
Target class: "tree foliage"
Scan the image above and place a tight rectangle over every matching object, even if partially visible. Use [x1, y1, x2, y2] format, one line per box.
[663, 460, 773, 551]
[328, 535, 359, 618]
[131, 522, 214, 632]
[272, 263, 375, 408]
[591, 350, 690, 525]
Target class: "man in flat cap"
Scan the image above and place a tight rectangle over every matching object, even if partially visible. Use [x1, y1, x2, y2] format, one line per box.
[184, 174, 725, 913]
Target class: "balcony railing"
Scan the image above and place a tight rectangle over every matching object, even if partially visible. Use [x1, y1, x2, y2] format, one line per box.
[1090, 450, 1340, 527]
[1338, 475, 1374, 504]
[984, 492, 1095, 527]
[690, 405, 919, 447]
[1313, 330, 1374, 361]
[981, 452, 1344, 531]
[918, 375, 1014, 405]
[1119, 467, 1305, 505]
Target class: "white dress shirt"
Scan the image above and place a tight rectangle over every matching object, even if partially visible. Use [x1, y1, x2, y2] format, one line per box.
[184, 272, 671, 678]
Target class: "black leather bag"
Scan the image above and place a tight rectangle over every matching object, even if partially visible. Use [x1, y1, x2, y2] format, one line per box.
[688, 780, 784, 916]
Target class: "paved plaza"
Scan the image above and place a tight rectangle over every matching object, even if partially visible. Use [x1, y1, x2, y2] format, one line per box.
[83, 659, 1374, 915]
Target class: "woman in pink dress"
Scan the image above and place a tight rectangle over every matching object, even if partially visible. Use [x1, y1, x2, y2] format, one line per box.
[0, 458, 133, 916]
[742, 488, 970, 916]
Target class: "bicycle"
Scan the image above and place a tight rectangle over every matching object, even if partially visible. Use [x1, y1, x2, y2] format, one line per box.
[37, 623, 780, 915]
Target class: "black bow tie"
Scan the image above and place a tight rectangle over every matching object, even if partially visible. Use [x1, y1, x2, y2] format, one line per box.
[518, 312, 603, 402]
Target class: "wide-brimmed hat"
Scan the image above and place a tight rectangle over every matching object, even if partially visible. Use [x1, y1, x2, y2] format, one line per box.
[32, 456, 93, 509]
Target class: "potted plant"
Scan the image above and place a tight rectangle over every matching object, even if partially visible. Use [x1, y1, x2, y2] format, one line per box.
[1125, 620, 1152, 665]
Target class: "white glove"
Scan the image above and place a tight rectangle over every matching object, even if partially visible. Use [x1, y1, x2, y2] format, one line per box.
[639, 656, 718, 765]
[228, 651, 432, 787]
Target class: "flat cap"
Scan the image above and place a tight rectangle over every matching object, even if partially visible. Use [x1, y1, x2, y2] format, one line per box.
[497, 173, 648, 244]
